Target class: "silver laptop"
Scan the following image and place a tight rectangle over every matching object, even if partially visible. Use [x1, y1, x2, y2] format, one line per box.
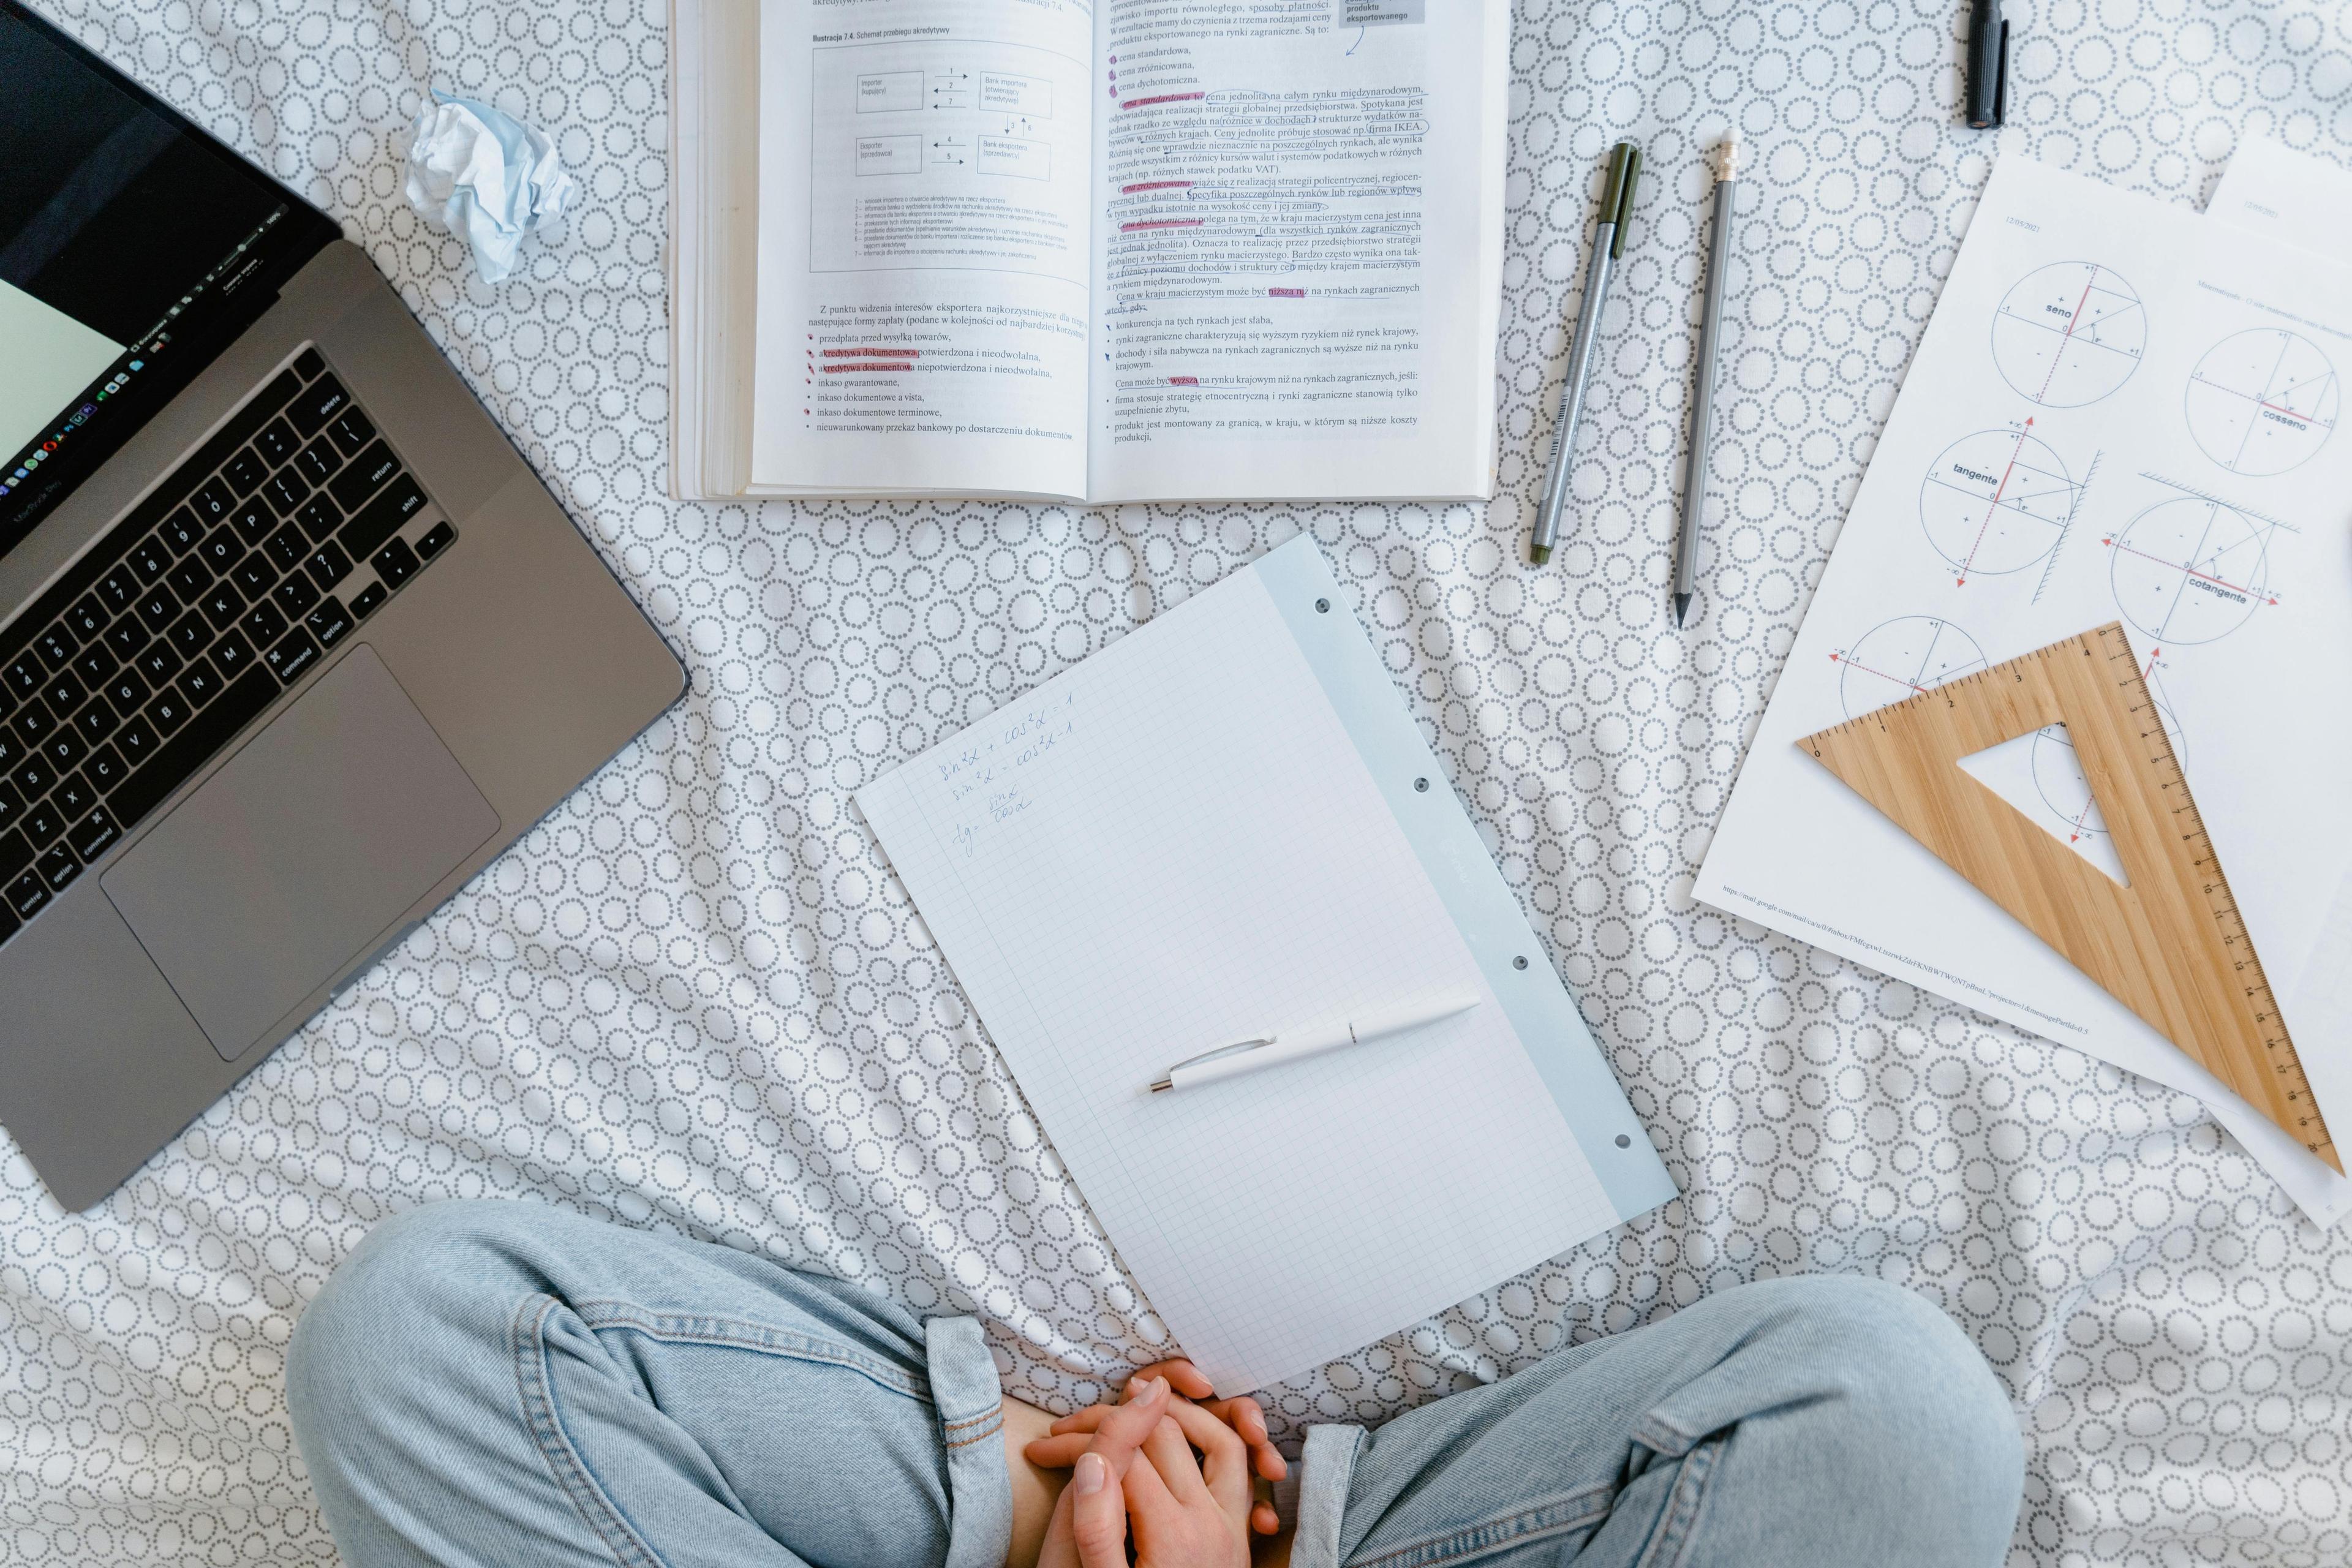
[0, 5, 684, 1209]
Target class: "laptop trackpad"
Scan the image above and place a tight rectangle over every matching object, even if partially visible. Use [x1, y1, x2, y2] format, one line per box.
[102, 645, 500, 1062]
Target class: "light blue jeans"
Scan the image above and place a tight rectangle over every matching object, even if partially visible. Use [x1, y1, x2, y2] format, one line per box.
[285, 1201, 2023, 1568]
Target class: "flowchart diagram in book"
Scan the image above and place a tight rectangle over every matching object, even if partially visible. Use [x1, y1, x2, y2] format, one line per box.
[1990, 261, 2146, 406]
[2184, 327, 2339, 475]
[1696, 156, 2352, 1223]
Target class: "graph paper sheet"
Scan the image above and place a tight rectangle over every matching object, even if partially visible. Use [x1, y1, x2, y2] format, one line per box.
[858, 537, 1673, 1393]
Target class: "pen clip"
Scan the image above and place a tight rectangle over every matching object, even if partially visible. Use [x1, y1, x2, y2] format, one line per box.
[1149, 1034, 1275, 1092]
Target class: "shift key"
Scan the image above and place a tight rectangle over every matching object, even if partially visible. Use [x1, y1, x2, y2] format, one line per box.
[338, 474, 427, 562]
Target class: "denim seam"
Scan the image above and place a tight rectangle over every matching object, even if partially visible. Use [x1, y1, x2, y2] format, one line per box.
[567, 1300, 931, 1403]
[1629, 1410, 1701, 1453]
[1631, 1434, 1720, 1568]
[1344, 1484, 1614, 1568]
[512, 1293, 668, 1568]
[943, 1410, 1006, 1449]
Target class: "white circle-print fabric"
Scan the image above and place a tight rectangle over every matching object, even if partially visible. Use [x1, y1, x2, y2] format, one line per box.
[7, 2, 2352, 1564]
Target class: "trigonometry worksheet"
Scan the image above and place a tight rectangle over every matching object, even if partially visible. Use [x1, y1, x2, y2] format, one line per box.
[1697, 156, 2352, 1223]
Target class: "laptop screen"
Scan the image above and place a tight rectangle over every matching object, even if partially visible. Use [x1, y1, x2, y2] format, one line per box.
[0, 2, 335, 558]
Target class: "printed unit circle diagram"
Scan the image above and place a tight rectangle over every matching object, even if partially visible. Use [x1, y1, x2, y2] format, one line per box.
[2105, 496, 2278, 645]
[1991, 262, 2145, 407]
[2184, 328, 2340, 476]
[1831, 616, 1989, 718]
[2032, 696, 2185, 846]
[1920, 425, 2082, 582]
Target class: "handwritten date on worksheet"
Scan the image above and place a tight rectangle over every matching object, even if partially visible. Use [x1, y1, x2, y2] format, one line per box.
[939, 692, 1079, 856]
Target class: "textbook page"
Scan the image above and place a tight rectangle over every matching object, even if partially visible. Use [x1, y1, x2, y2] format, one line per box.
[748, 0, 1095, 497]
[1084, 0, 1506, 502]
[1694, 157, 2352, 1224]
[857, 545, 1623, 1392]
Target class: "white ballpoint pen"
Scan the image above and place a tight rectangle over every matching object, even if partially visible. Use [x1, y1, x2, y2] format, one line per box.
[1148, 992, 1481, 1094]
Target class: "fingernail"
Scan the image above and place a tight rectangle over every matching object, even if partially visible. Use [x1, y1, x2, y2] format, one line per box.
[1075, 1452, 1107, 1496]
[1143, 1375, 1167, 1401]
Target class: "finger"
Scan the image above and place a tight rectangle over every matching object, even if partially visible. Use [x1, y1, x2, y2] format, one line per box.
[1252, 1500, 1281, 1536]
[1022, 1431, 1114, 1470]
[1125, 1359, 1217, 1402]
[1116, 1425, 1186, 1529]
[1199, 1395, 1287, 1480]
[1142, 1414, 1213, 1506]
[1080, 1374, 1170, 1482]
[1043, 1405, 1110, 1439]
[1155, 1398, 1251, 1517]
[1067, 1452, 1128, 1568]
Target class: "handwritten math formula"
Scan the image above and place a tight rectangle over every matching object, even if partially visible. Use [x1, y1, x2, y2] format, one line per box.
[939, 691, 1079, 856]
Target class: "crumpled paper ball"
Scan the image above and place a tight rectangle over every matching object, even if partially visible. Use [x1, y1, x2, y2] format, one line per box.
[402, 92, 577, 284]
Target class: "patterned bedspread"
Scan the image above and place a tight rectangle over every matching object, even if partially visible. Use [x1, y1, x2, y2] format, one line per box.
[5, 1, 2350, 1561]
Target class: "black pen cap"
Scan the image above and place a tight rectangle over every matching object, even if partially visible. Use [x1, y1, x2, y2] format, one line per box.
[1598, 143, 1632, 235]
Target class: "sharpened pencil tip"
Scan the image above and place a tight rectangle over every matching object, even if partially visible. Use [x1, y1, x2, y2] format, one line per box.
[1673, 592, 1691, 627]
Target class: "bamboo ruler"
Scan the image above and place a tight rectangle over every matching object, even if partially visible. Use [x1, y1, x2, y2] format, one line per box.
[1798, 622, 2339, 1174]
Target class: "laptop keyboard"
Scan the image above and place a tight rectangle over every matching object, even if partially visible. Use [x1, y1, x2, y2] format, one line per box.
[0, 347, 458, 948]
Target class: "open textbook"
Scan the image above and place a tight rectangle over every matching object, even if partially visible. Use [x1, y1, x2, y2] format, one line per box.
[671, 0, 1507, 502]
[1696, 155, 2352, 1226]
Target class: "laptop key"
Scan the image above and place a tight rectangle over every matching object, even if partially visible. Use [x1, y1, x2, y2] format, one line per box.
[145, 689, 190, 736]
[108, 666, 277, 832]
[273, 571, 322, 619]
[42, 671, 84, 714]
[261, 469, 309, 518]
[264, 524, 308, 571]
[307, 539, 353, 589]
[102, 619, 148, 662]
[222, 447, 267, 496]
[339, 475, 426, 560]
[3, 656, 42, 699]
[415, 520, 456, 560]
[69, 807, 119, 865]
[127, 537, 172, 585]
[198, 526, 241, 571]
[111, 716, 159, 768]
[328, 404, 375, 457]
[254, 416, 301, 466]
[105, 665, 151, 715]
[22, 800, 65, 849]
[290, 374, 350, 436]
[97, 567, 139, 614]
[292, 439, 339, 489]
[82, 743, 125, 791]
[293, 492, 343, 546]
[156, 508, 203, 556]
[199, 583, 247, 632]
[72, 698, 118, 745]
[37, 843, 80, 894]
[232, 552, 277, 600]
[34, 624, 78, 669]
[134, 584, 181, 634]
[349, 580, 388, 620]
[6, 867, 49, 921]
[66, 595, 108, 641]
[0, 834, 34, 889]
[166, 557, 213, 601]
[266, 627, 322, 684]
[10, 698, 54, 747]
[170, 608, 216, 656]
[306, 597, 353, 649]
[10, 755, 50, 799]
[229, 499, 275, 547]
[211, 628, 255, 677]
[293, 347, 326, 382]
[52, 771, 95, 821]
[0, 780, 21, 833]
[177, 656, 222, 708]
[189, 477, 235, 526]
[372, 537, 421, 590]
[132, 641, 178, 688]
[41, 725, 84, 772]
[72, 643, 117, 688]
[329, 442, 399, 512]
[241, 600, 289, 648]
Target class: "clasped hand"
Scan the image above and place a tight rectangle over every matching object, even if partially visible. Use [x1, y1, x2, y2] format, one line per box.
[1024, 1360, 1288, 1568]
